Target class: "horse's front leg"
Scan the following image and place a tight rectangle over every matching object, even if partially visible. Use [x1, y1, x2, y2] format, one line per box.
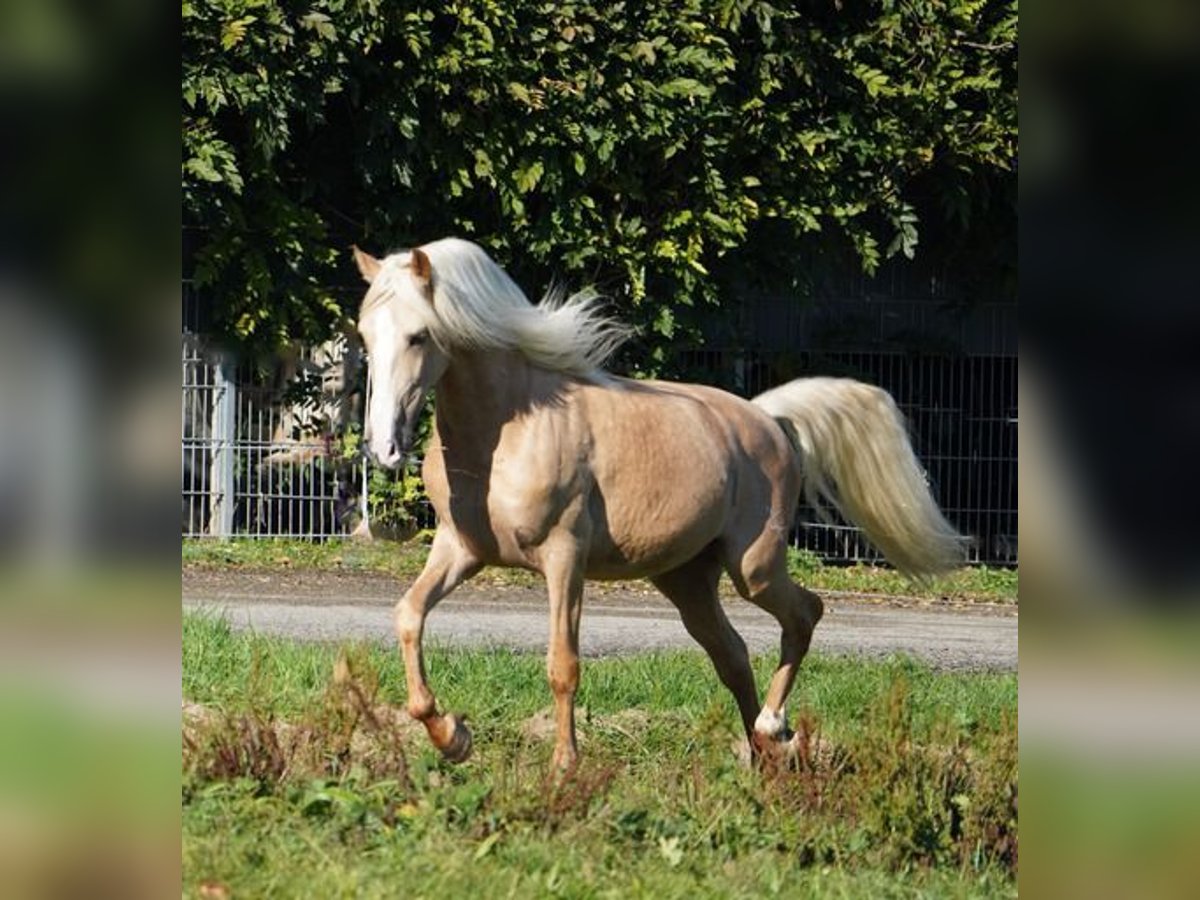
[542, 539, 586, 774]
[396, 527, 480, 761]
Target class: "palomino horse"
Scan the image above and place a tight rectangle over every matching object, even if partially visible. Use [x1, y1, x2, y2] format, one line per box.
[353, 238, 964, 771]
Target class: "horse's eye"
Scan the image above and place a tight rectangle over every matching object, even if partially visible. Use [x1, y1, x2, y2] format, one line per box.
[408, 331, 428, 348]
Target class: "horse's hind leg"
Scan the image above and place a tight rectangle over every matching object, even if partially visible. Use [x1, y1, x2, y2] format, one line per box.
[722, 533, 824, 751]
[395, 526, 480, 761]
[652, 553, 760, 742]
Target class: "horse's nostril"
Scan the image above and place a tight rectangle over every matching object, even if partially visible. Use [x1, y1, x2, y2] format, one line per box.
[370, 438, 403, 469]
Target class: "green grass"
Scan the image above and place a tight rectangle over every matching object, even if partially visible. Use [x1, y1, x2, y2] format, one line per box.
[182, 536, 434, 580]
[183, 612, 1017, 898]
[182, 538, 1018, 604]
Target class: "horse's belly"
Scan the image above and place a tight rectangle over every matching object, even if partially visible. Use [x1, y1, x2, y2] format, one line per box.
[582, 476, 729, 579]
[584, 532, 717, 580]
[580, 400, 739, 578]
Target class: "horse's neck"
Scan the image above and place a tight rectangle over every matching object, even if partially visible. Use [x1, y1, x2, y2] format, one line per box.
[434, 349, 566, 454]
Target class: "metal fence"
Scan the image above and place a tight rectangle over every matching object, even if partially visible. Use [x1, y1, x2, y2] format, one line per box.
[681, 346, 1017, 566]
[182, 295, 1016, 566]
[182, 330, 394, 540]
[681, 296, 1018, 566]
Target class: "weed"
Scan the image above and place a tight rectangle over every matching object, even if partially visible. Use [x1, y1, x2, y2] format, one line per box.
[758, 680, 1018, 876]
[183, 708, 288, 790]
[183, 646, 411, 794]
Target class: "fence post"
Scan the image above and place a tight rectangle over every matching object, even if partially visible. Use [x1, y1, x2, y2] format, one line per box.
[208, 352, 237, 537]
[360, 455, 370, 532]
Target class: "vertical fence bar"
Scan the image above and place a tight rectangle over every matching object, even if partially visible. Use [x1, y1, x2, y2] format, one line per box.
[258, 393, 267, 535]
[361, 455, 370, 534]
[208, 352, 237, 537]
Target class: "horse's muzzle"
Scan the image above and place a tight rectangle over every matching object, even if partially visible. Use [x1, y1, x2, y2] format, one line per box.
[370, 423, 413, 469]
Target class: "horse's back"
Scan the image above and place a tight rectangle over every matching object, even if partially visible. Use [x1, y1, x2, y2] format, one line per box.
[578, 377, 798, 579]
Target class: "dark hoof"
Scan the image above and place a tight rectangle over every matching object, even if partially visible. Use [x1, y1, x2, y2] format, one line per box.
[438, 713, 473, 763]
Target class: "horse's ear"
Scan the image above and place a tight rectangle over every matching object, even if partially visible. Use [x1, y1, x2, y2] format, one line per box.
[410, 247, 432, 284]
[352, 245, 382, 283]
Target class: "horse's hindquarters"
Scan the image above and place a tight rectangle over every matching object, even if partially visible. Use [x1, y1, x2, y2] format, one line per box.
[578, 380, 794, 580]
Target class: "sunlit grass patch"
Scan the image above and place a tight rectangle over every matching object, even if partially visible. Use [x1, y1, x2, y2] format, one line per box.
[183, 538, 1018, 604]
[183, 612, 1017, 897]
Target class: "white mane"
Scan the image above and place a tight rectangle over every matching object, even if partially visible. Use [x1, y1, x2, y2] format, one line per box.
[374, 238, 630, 376]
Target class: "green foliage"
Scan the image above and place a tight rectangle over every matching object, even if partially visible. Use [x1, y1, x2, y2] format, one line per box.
[785, 547, 1019, 603]
[338, 424, 430, 535]
[183, 0, 1016, 361]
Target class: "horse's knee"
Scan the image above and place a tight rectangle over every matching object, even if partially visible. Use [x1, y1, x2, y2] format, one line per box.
[394, 596, 423, 646]
[547, 657, 580, 698]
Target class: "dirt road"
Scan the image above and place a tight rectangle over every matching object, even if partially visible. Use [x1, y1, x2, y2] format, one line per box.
[182, 569, 1016, 672]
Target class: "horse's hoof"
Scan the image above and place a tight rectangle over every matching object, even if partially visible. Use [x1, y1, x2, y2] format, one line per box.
[751, 727, 805, 772]
[776, 731, 802, 769]
[439, 714, 473, 763]
[551, 747, 578, 779]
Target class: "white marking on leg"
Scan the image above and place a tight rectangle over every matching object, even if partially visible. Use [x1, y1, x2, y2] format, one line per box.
[754, 706, 788, 738]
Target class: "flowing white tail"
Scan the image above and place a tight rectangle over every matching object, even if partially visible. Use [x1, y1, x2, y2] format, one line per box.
[753, 377, 967, 578]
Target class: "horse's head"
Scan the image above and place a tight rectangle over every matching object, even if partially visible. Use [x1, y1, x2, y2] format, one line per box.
[353, 245, 449, 468]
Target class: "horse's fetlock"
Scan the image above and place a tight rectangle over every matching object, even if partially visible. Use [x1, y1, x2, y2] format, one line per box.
[407, 689, 436, 721]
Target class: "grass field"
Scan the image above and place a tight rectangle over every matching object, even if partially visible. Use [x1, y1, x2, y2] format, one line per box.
[182, 538, 1018, 604]
[182, 612, 1017, 898]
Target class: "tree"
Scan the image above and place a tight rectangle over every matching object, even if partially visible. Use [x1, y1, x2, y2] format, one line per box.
[183, 0, 1016, 367]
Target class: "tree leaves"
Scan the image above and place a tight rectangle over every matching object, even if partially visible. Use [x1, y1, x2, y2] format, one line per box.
[299, 12, 336, 42]
[853, 65, 891, 99]
[658, 77, 713, 100]
[886, 204, 920, 261]
[513, 160, 545, 194]
[183, 0, 1017, 360]
[220, 15, 256, 50]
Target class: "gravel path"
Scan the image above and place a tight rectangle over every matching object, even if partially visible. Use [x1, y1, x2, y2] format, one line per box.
[182, 569, 1016, 672]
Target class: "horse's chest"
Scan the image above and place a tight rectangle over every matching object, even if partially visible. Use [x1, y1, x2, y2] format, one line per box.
[425, 445, 578, 566]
